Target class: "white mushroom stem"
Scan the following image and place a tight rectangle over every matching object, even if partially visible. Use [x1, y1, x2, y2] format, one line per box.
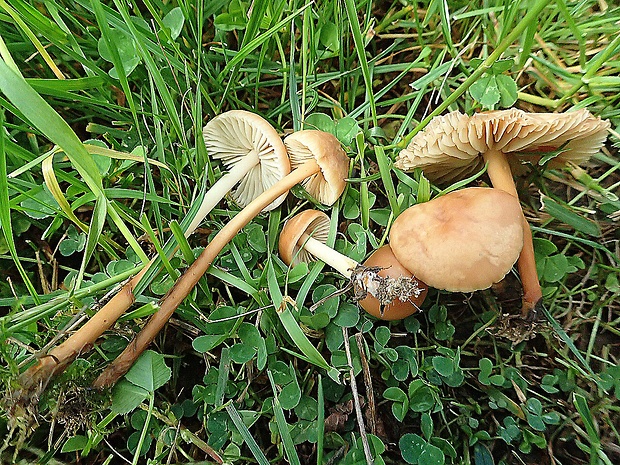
[184, 151, 260, 237]
[93, 159, 325, 388]
[300, 233, 359, 278]
[482, 149, 543, 317]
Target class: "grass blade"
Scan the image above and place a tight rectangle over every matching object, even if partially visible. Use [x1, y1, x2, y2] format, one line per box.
[268, 370, 301, 465]
[0, 0, 65, 79]
[0, 109, 40, 303]
[226, 403, 270, 465]
[0, 60, 103, 194]
[317, 374, 325, 465]
[343, 0, 376, 126]
[375, 146, 400, 217]
[275, 297, 340, 382]
[72, 194, 107, 292]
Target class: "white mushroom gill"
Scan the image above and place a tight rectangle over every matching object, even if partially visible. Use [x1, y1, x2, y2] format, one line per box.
[203, 111, 289, 211]
[293, 215, 331, 266]
[396, 109, 610, 183]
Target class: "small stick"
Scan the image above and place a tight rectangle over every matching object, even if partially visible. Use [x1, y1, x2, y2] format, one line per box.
[342, 327, 374, 465]
[355, 332, 376, 436]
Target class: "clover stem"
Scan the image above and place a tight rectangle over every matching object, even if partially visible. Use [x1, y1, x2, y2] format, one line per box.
[483, 149, 543, 317]
[93, 159, 321, 388]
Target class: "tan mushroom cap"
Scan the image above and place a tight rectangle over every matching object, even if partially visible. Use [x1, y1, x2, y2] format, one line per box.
[395, 109, 610, 183]
[279, 209, 331, 267]
[389, 187, 524, 293]
[284, 130, 349, 206]
[203, 110, 290, 210]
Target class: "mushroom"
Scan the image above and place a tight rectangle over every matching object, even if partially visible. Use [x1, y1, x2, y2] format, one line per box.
[185, 110, 290, 234]
[279, 209, 427, 320]
[13, 110, 290, 404]
[394, 109, 610, 317]
[92, 130, 350, 388]
[389, 187, 524, 294]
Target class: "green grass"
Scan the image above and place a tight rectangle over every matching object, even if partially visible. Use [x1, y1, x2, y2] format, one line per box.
[1, 0, 619, 464]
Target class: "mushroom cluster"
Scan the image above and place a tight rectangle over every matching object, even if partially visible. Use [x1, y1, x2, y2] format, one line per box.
[16, 106, 609, 398]
[94, 115, 350, 387]
[395, 109, 610, 318]
[279, 209, 427, 320]
[17, 110, 351, 393]
[278, 187, 524, 320]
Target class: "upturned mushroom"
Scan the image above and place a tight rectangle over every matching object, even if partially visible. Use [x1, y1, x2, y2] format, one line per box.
[93, 130, 350, 388]
[13, 110, 290, 406]
[389, 187, 524, 294]
[279, 209, 427, 320]
[394, 109, 610, 318]
[186, 110, 291, 233]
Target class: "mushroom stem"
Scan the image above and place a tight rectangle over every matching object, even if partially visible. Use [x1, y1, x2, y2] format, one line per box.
[300, 234, 359, 278]
[12, 265, 147, 404]
[12, 154, 264, 402]
[184, 151, 260, 237]
[93, 159, 322, 388]
[483, 149, 543, 317]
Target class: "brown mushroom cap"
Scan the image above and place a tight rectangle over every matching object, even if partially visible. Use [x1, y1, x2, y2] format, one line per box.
[284, 130, 349, 205]
[358, 245, 427, 320]
[203, 110, 290, 210]
[389, 187, 524, 292]
[279, 209, 331, 267]
[395, 109, 610, 183]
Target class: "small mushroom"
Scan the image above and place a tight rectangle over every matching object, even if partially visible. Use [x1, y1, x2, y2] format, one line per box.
[93, 130, 350, 388]
[284, 130, 348, 205]
[279, 209, 427, 320]
[389, 187, 524, 293]
[186, 110, 290, 234]
[394, 109, 610, 317]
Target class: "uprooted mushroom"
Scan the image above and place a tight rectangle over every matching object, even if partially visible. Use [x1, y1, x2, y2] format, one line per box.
[92, 129, 350, 388]
[279, 209, 428, 320]
[395, 108, 610, 318]
[10, 110, 292, 411]
[280, 187, 525, 319]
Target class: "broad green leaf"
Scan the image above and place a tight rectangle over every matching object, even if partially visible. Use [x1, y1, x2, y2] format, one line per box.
[61, 435, 88, 453]
[193, 334, 227, 353]
[125, 350, 171, 392]
[97, 31, 140, 78]
[496, 74, 518, 107]
[432, 356, 455, 377]
[473, 444, 494, 465]
[470, 75, 501, 107]
[419, 443, 445, 465]
[541, 195, 601, 237]
[111, 379, 149, 415]
[229, 343, 256, 364]
[19, 185, 57, 219]
[400, 433, 426, 464]
[305, 113, 336, 134]
[333, 302, 360, 327]
[162, 7, 184, 40]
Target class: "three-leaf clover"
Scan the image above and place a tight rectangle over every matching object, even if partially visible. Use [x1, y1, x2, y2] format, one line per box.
[469, 58, 518, 109]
